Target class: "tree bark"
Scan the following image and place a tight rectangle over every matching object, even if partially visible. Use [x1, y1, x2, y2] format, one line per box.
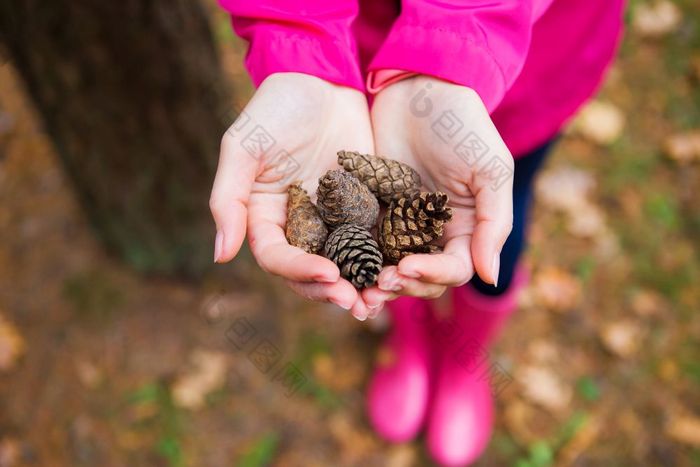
[0, 0, 231, 276]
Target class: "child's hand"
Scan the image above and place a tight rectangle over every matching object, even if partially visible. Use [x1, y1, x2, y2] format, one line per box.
[363, 76, 514, 310]
[210, 73, 376, 316]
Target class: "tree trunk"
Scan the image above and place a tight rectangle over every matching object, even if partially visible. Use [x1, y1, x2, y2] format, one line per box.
[0, 0, 231, 277]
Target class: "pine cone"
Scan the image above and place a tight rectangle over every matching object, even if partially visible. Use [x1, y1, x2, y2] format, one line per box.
[379, 192, 453, 264]
[316, 169, 379, 229]
[338, 150, 422, 203]
[324, 224, 383, 289]
[285, 182, 328, 254]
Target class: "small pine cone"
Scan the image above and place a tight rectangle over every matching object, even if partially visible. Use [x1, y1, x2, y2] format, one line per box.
[338, 150, 422, 203]
[324, 224, 383, 289]
[379, 191, 453, 264]
[285, 182, 328, 254]
[316, 169, 379, 229]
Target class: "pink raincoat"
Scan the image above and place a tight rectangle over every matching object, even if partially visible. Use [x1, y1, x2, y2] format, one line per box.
[219, 0, 624, 157]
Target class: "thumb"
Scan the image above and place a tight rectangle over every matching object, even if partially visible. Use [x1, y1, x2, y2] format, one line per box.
[470, 154, 514, 286]
[209, 131, 258, 263]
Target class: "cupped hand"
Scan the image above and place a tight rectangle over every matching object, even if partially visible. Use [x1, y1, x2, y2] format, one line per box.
[210, 72, 376, 318]
[361, 76, 515, 315]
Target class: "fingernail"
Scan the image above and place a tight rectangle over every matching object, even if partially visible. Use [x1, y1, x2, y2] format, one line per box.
[379, 280, 402, 292]
[368, 302, 383, 310]
[400, 269, 421, 279]
[315, 273, 337, 283]
[214, 230, 224, 263]
[355, 313, 367, 322]
[492, 253, 500, 287]
[330, 298, 352, 310]
[368, 303, 384, 319]
[379, 269, 403, 292]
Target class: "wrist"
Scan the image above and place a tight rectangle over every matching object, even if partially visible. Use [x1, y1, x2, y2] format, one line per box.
[376, 74, 485, 116]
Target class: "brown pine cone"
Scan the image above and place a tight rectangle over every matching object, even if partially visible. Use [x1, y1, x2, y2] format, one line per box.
[316, 169, 379, 229]
[337, 150, 422, 203]
[379, 191, 453, 264]
[324, 224, 383, 289]
[285, 182, 328, 254]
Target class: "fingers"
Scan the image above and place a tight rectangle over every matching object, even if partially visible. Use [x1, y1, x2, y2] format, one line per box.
[361, 287, 395, 319]
[376, 266, 447, 299]
[210, 130, 259, 263]
[470, 162, 514, 285]
[396, 235, 474, 286]
[248, 200, 340, 282]
[286, 279, 357, 310]
[350, 296, 376, 321]
[287, 280, 382, 322]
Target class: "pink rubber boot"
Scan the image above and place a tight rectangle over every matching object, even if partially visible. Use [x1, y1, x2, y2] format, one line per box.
[426, 268, 528, 466]
[366, 296, 433, 442]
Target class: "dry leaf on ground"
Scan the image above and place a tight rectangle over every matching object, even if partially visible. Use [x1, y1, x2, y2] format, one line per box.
[312, 353, 364, 392]
[559, 416, 601, 464]
[171, 349, 227, 409]
[504, 399, 556, 444]
[527, 339, 559, 364]
[633, 1, 682, 38]
[0, 313, 24, 372]
[599, 320, 644, 358]
[566, 202, 608, 238]
[532, 267, 582, 312]
[571, 100, 625, 145]
[664, 131, 700, 164]
[386, 444, 418, 467]
[536, 166, 595, 213]
[74, 359, 103, 389]
[328, 412, 378, 463]
[665, 415, 700, 447]
[516, 365, 573, 412]
[630, 289, 666, 317]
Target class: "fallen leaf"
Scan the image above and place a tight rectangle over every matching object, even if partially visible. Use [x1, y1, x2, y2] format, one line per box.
[527, 339, 559, 364]
[666, 415, 700, 447]
[313, 353, 364, 392]
[386, 444, 418, 467]
[559, 416, 601, 464]
[328, 413, 378, 463]
[199, 292, 264, 325]
[532, 267, 582, 312]
[504, 399, 554, 444]
[536, 166, 596, 213]
[657, 358, 678, 382]
[566, 202, 608, 238]
[594, 231, 621, 260]
[0, 314, 25, 372]
[516, 365, 573, 412]
[664, 131, 700, 164]
[630, 289, 665, 317]
[171, 349, 227, 409]
[599, 320, 643, 358]
[571, 100, 625, 145]
[75, 359, 103, 389]
[633, 1, 682, 38]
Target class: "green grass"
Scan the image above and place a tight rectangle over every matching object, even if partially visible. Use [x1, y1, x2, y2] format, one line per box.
[125, 382, 185, 467]
[237, 433, 279, 467]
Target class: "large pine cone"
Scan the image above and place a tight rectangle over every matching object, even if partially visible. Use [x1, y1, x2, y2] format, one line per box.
[316, 169, 379, 229]
[379, 192, 453, 264]
[285, 182, 328, 254]
[338, 150, 422, 203]
[324, 224, 383, 289]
